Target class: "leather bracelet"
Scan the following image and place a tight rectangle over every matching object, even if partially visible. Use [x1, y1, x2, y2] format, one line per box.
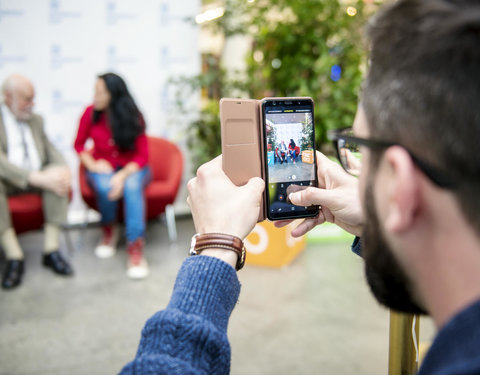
[189, 233, 246, 271]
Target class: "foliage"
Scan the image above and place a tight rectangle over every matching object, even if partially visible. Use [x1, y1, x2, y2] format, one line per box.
[175, 0, 376, 170]
[265, 120, 276, 150]
[300, 113, 314, 151]
[186, 100, 222, 167]
[238, 0, 372, 146]
[171, 55, 241, 170]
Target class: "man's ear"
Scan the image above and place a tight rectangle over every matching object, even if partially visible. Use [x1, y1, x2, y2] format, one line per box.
[383, 146, 420, 234]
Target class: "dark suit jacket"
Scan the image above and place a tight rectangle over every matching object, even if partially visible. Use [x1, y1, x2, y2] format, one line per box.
[0, 106, 66, 190]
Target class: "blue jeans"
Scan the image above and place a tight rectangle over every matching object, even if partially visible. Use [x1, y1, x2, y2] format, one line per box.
[87, 167, 152, 242]
[289, 149, 298, 161]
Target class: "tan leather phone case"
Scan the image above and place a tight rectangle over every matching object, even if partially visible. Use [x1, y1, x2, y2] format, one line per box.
[220, 98, 266, 222]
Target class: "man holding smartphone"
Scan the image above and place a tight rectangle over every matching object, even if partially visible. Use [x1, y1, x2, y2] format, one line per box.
[120, 0, 480, 374]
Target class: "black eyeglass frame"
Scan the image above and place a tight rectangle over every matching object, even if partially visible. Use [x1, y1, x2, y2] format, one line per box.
[328, 127, 456, 189]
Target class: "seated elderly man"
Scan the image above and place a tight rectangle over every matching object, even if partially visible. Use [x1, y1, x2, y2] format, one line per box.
[0, 74, 73, 290]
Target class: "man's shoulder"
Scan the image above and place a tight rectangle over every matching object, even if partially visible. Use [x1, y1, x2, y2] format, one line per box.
[0, 104, 6, 124]
[28, 113, 44, 127]
[419, 299, 480, 374]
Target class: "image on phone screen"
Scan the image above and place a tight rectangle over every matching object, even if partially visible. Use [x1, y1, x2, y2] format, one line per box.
[262, 98, 319, 220]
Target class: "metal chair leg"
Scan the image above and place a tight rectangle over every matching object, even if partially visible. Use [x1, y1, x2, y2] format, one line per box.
[165, 204, 177, 242]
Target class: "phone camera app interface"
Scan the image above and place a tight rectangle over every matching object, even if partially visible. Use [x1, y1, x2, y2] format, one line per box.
[264, 100, 317, 219]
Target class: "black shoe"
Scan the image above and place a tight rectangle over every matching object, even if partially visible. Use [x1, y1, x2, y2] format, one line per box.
[43, 251, 73, 276]
[2, 260, 24, 289]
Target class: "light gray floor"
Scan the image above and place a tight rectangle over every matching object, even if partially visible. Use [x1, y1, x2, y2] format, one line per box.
[269, 159, 315, 183]
[0, 217, 436, 375]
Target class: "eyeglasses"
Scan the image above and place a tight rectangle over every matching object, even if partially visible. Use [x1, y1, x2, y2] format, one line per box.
[328, 127, 456, 189]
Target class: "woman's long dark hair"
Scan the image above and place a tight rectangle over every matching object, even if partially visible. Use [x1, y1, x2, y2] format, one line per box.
[289, 139, 296, 148]
[93, 73, 143, 151]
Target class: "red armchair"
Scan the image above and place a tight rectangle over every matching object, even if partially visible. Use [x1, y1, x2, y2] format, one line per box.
[7, 193, 74, 254]
[79, 136, 183, 241]
[8, 194, 44, 234]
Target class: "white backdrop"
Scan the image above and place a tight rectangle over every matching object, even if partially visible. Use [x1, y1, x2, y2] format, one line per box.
[0, 0, 200, 219]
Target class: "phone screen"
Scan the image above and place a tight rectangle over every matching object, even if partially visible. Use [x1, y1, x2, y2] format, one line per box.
[262, 98, 319, 220]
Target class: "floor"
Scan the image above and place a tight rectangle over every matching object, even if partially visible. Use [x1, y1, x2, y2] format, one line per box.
[0, 216, 436, 375]
[269, 159, 315, 183]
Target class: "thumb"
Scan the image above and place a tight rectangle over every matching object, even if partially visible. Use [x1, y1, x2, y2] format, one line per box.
[241, 177, 265, 208]
[245, 177, 265, 195]
[289, 187, 337, 208]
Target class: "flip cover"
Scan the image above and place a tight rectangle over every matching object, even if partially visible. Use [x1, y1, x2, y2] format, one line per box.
[220, 98, 266, 222]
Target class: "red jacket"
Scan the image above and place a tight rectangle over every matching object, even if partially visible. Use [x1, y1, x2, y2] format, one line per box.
[74, 105, 148, 168]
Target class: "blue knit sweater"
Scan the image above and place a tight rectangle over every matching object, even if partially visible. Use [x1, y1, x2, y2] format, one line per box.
[119, 256, 240, 375]
[120, 246, 480, 374]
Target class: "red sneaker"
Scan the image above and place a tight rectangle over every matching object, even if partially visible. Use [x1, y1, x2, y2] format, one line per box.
[95, 225, 119, 258]
[126, 238, 149, 279]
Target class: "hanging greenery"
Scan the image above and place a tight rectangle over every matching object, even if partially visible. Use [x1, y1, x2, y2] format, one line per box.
[174, 0, 378, 171]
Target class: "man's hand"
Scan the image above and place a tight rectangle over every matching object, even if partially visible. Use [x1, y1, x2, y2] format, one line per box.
[28, 166, 71, 197]
[187, 155, 265, 240]
[275, 151, 364, 237]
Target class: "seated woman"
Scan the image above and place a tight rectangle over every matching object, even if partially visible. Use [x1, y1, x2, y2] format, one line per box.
[288, 139, 299, 163]
[74, 73, 151, 279]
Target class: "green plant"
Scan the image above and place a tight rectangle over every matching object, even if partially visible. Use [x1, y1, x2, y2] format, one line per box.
[238, 0, 372, 146]
[300, 112, 314, 150]
[175, 0, 377, 170]
[171, 55, 238, 171]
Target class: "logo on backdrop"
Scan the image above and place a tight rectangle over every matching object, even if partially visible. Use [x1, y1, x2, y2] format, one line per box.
[49, 0, 82, 25]
[0, 44, 26, 68]
[107, 45, 137, 70]
[159, 46, 169, 68]
[159, 46, 190, 69]
[158, 0, 195, 27]
[106, 1, 136, 26]
[51, 89, 83, 114]
[159, 84, 175, 111]
[159, 0, 169, 27]
[0, 0, 24, 22]
[50, 44, 83, 69]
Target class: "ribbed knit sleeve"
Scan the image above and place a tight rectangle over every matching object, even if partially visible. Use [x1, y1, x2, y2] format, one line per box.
[118, 256, 241, 375]
[351, 236, 362, 257]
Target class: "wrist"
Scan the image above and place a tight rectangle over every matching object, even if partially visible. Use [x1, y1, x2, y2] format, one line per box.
[112, 170, 127, 183]
[116, 168, 129, 179]
[199, 248, 239, 269]
[86, 161, 99, 172]
[28, 170, 42, 187]
[189, 233, 246, 271]
[351, 225, 363, 238]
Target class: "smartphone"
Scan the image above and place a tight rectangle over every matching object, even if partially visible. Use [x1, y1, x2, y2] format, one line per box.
[220, 98, 266, 222]
[260, 97, 319, 220]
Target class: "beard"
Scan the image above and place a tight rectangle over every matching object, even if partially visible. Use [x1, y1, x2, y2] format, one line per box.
[15, 108, 33, 122]
[362, 183, 427, 315]
[11, 99, 33, 122]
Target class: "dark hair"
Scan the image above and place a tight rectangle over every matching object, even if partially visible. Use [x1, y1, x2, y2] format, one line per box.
[289, 139, 296, 148]
[93, 73, 143, 151]
[362, 0, 480, 232]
